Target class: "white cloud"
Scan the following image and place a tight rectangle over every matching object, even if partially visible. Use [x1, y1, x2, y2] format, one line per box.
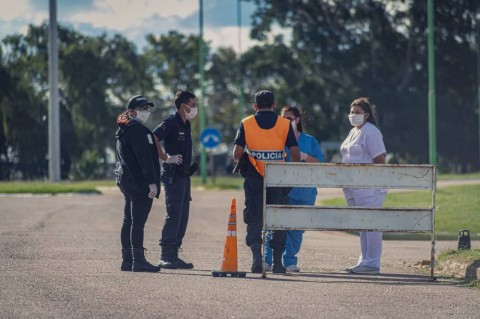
[68, 0, 198, 31]
[0, 0, 259, 53]
[205, 26, 258, 53]
[0, 0, 47, 25]
[0, 0, 30, 21]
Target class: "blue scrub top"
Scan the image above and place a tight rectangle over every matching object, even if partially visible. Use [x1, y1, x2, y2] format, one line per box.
[285, 132, 324, 204]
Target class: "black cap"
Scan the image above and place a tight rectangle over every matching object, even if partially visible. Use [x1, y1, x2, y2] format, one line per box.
[254, 90, 274, 108]
[127, 95, 154, 109]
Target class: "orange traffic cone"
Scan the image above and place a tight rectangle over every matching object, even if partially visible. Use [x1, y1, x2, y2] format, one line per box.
[212, 198, 246, 278]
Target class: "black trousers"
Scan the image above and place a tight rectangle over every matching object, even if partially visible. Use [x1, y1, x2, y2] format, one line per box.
[119, 183, 153, 249]
[243, 173, 288, 249]
[160, 174, 191, 248]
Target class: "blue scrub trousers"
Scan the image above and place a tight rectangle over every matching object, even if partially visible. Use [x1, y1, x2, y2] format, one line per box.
[264, 198, 313, 266]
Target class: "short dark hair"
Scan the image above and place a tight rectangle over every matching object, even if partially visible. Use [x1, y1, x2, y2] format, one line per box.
[174, 90, 196, 109]
[254, 90, 274, 109]
[350, 97, 379, 126]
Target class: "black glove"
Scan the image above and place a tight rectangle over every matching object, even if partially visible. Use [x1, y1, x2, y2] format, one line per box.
[187, 162, 198, 176]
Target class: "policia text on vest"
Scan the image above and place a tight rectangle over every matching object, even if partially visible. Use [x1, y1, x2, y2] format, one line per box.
[248, 150, 284, 161]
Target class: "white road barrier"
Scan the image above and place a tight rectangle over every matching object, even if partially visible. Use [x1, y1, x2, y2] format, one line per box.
[262, 162, 437, 279]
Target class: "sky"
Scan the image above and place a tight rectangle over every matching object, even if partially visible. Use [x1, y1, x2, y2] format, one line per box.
[0, 0, 261, 52]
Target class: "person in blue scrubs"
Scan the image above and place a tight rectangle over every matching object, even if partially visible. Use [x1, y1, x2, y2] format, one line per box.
[265, 105, 324, 272]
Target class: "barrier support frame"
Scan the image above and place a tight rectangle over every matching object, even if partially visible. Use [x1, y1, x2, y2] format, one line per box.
[261, 163, 436, 280]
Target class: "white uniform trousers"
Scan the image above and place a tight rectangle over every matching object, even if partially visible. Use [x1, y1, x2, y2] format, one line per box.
[345, 189, 387, 270]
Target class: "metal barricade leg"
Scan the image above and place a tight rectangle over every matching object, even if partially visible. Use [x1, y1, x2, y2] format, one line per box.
[430, 239, 437, 281]
[261, 228, 267, 278]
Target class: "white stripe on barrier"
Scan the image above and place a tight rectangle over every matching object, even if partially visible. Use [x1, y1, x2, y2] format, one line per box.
[265, 205, 433, 232]
[265, 163, 434, 189]
[226, 231, 237, 237]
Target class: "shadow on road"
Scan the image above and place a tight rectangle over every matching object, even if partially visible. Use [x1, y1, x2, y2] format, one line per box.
[158, 268, 461, 287]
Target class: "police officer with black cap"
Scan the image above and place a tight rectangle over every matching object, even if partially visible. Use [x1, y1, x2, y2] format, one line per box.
[233, 90, 301, 274]
[115, 95, 161, 272]
[153, 90, 198, 269]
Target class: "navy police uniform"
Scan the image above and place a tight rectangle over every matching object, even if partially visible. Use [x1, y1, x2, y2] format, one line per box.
[153, 113, 193, 249]
[233, 110, 298, 250]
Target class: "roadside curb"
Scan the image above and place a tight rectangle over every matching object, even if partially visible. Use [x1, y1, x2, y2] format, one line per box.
[437, 259, 480, 283]
[0, 192, 99, 197]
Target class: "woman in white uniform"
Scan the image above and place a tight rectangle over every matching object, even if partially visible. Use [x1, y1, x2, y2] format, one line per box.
[340, 97, 387, 275]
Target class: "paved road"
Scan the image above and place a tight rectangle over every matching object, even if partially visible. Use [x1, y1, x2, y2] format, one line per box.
[1, 186, 479, 318]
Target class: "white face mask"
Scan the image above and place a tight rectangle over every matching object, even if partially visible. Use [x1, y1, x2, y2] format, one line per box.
[135, 110, 150, 124]
[348, 113, 365, 127]
[184, 104, 198, 120]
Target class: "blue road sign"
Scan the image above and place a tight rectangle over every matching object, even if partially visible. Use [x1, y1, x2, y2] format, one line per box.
[200, 127, 222, 149]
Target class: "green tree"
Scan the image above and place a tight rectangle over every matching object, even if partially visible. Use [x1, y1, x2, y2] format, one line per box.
[143, 31, 212, 153]
[208, 47, 243, 143]
[246, 0, 479, 171]
[1, 24, 155, 180]
[1, 25, 49, 179]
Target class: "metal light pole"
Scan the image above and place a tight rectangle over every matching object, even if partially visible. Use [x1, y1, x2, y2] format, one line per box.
[237, 0, 245, 120]
[477, 3, 480, 170]
[199, 0, 207, 184]
[48, 0, 61, 181]
[427, 0, 437, 165]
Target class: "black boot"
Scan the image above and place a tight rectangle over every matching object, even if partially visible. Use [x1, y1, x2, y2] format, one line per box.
[132, 248, 161, 272]
[121, 248, 132, 271]
[175, 247, 194, 269]
[272, 249, 286, 274]
[158, 244, 178, 269]
[250, 243, 263, 273]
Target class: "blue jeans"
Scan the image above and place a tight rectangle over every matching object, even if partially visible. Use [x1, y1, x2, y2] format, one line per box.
[264, 198, 313, 266]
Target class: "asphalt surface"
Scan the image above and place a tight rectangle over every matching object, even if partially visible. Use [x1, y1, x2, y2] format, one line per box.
[1, 184, 479, 318]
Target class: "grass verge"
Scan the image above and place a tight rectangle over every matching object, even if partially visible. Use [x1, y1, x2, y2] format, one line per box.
[438, 248, 480, 264]
[0, 176, 244, 194]
[0, 180, 116, 194]
[437, 172, 480, 180]
[190, 176, 243, 190]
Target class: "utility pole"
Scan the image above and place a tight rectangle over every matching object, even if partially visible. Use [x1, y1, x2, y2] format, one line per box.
[199, 0, 207, 184]
[237, 0, 244, 120]
[48, 0, 61, 181]
[477, 3, 480, 170]
[427, 0, 437, 165]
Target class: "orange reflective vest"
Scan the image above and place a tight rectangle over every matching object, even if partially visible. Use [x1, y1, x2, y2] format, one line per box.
[243, 114, 290, 176]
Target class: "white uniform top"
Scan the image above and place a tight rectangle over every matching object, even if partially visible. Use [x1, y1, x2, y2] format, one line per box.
[340, 122, 386, 199]
[340, 122, 386, 164]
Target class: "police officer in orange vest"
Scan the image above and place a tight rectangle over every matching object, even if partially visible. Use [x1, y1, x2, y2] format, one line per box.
[233, 90, 300, 273]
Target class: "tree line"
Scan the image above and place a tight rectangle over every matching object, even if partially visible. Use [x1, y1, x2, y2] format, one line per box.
[0, 0, 478, 180]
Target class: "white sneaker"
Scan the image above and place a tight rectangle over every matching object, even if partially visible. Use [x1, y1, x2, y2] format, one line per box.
[286, 265, 300, 273]
[264, 264, 272, 272]
[350, 265, 380, 275]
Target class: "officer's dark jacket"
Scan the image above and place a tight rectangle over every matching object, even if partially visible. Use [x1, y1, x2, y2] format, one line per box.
[153, 112, 192, 174]
[115, 116, 160, 197]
